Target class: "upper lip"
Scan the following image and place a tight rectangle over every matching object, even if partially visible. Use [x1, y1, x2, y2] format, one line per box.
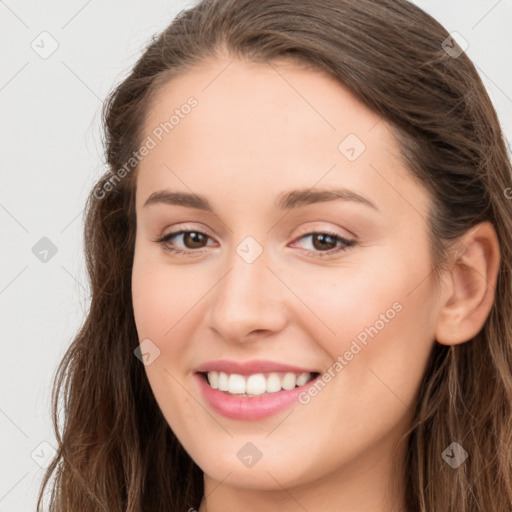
[195, 359, 319, 375]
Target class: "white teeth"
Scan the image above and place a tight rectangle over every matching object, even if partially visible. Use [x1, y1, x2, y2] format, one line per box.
[218, 371, 229, 391]
[282, 372, 297, 390]
[246, 374, 267, 395]
[296, 372, 310, 386]
[266, 373, 282, 393]
[206, 371, 313, 395]
[228, 374, 246, 394]
[208, 370, 219, 389]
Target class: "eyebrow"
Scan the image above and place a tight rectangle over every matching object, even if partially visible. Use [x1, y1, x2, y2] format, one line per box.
[143, 187, 378, 212]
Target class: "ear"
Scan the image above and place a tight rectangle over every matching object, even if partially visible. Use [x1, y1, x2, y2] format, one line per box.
[435, 221, 501, 346]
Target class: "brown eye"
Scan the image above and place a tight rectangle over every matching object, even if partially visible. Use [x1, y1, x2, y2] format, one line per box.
[291, 230, 356, 259]
[181, 231, 208, 249]
[155, 230, 214, 255]
[310, 233, 339, 251]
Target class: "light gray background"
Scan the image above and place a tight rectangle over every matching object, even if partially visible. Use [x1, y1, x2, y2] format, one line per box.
[1, 1, 511, 510]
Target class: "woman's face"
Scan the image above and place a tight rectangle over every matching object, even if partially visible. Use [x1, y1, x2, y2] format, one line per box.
[131, 57, 442, 494]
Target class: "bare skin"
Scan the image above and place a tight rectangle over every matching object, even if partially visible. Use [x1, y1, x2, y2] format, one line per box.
[131, 55, 500, 512]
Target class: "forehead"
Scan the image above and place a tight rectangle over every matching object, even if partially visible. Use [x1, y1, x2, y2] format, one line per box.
[135, 58, 429, 221]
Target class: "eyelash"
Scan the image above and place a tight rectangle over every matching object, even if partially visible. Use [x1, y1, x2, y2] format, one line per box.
[154, 229, 356, 259]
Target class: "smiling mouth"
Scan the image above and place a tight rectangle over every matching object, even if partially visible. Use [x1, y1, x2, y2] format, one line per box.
[198, 370, 320, 397]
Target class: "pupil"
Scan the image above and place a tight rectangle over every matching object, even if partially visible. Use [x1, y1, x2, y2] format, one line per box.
[313, 234, 336, 251]
[185, 232, 205, 248]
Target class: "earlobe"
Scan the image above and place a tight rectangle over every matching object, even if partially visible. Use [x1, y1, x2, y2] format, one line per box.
[435, 221, 501, 346]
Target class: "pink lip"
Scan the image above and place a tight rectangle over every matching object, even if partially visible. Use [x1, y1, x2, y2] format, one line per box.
[194, 359, 318, 375]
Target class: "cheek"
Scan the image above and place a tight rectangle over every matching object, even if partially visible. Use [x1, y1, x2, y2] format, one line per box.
[131, 248, 211, 437]
[279, 254, 437, 469]
[290, 247, 437, 396]
[131, 244, 205, 345]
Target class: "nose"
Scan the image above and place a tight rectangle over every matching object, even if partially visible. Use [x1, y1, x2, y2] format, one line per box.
[206, 242, 288, 343]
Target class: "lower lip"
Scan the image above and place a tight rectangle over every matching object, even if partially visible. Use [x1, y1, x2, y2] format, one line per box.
[195, 373, 319, 420]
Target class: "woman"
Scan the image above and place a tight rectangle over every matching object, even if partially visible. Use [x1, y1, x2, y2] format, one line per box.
[37, 0, 512, 510]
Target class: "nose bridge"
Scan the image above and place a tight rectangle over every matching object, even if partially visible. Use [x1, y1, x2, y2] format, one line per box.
[207, 234, 287, 340]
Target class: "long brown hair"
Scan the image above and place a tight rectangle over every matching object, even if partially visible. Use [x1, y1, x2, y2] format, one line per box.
[37, 1, 512, 510]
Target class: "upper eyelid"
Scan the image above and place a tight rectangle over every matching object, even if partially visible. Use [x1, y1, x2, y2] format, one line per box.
[159, 228, 215, 242]
[158, 221, 355, 239]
